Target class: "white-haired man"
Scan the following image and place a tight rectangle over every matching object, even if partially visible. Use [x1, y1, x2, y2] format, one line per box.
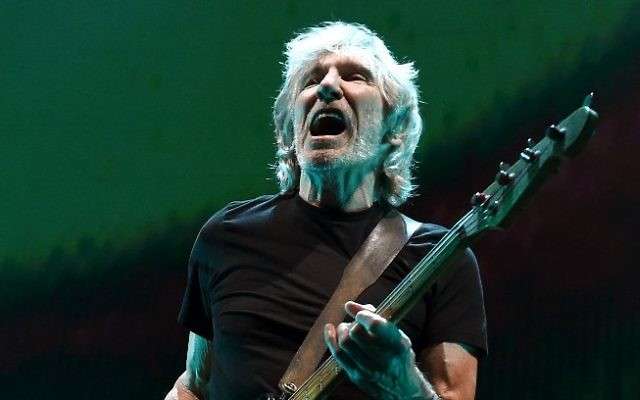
[166, 22, 487, 400]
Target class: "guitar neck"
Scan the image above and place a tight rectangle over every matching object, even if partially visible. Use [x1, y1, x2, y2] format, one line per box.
[289, 213, 473, 400]
[377, 215, 471, 323]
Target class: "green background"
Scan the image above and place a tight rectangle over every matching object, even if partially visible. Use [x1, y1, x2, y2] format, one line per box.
[2, 1, 639, 399]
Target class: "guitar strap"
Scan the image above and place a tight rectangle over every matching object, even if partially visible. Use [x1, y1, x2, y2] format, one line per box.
[278, 208, 422, 394]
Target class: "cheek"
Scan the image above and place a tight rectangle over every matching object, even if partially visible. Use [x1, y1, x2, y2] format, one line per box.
[293, 94, 313, 131]
[291, 106, 306, 140]
[350, 87, 384, 120]
[358, 100, 385, 132]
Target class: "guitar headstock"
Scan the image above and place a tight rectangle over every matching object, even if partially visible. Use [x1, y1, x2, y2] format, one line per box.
[462, 93, 599, 238]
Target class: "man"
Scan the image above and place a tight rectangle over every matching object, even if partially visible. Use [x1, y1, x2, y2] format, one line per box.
[166, 22, 487, 400]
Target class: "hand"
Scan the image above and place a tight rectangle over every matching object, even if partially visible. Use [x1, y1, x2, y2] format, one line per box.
[323, 301, 437, 400]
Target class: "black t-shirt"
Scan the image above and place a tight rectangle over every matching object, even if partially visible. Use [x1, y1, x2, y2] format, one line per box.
[178, 193, 487, 400]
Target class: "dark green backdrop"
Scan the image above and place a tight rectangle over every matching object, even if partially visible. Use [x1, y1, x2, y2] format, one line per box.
[2, 1, 639, 399]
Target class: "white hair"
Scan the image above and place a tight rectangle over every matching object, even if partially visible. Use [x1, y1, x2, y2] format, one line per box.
[272, 21, 423, 206]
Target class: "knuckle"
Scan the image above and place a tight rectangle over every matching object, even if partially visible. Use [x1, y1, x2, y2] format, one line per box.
[369, 318, 385, 332]
[337, 324, 352, 346]
[339, 336, 352, 350]
[348, 326, 360, 340]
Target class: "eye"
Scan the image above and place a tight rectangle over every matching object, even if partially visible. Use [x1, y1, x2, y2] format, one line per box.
[345, 73, 368, 82]
[304, 77, 319, 87]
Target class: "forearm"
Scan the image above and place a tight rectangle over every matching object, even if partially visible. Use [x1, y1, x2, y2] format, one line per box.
[166, 332, 212, 400]
[418, 343, 479, 400]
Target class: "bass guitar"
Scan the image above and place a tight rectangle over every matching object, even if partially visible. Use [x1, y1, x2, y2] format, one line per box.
[267, 94, 598, 400]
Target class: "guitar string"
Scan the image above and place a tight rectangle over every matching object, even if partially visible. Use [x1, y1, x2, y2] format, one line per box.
[374, 212, 471, 316]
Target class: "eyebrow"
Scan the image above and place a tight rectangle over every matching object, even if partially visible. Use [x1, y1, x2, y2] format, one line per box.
[305, 60, 374, 80]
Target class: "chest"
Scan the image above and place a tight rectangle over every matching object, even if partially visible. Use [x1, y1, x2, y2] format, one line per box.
[206, 232, 430, 352]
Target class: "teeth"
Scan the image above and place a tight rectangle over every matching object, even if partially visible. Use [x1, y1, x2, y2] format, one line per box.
[313, 110, 344, 123]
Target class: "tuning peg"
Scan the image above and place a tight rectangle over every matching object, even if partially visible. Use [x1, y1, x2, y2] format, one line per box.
[496, 171, 515, 185]
[497, 170, 515, 185]
[520, 141, 541, 162]
[520, 149, 539, 162]
[496, 162, 515, 185]
[527, 138, 535, 147]
[546, 124, 566, 141]
[470, 192, 490, 206]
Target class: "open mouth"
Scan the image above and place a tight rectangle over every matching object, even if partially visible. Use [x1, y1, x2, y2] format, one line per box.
[309, 109, 347, 136]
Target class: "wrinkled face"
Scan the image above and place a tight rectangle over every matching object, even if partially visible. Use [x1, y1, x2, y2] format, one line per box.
[292, 52, 387, 172]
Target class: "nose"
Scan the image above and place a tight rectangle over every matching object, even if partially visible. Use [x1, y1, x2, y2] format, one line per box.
[316, 68, 343, 103]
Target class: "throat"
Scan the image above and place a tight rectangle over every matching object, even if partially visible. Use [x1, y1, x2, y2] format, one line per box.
[298, 169, 380, 212]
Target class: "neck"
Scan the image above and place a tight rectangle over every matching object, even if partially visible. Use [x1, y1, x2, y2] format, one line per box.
[298, 166, 381, 212]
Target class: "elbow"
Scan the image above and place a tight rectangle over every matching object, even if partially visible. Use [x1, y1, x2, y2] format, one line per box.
[435, 387, 475, 400]
[172, 371, 207, 400]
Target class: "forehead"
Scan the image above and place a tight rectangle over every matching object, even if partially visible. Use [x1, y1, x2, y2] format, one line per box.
[305, 51, 376, 76]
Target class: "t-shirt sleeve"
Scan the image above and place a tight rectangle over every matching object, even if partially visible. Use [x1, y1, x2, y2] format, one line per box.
[421, 246, 488, 358]
[177, 232, 214, 340]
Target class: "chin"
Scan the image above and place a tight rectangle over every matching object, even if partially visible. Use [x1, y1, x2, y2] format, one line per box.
[298, 149, 347, 171]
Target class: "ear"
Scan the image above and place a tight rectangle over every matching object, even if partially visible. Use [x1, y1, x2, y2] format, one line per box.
[384, 105, 410, 147]
[388, 134, 403, 147]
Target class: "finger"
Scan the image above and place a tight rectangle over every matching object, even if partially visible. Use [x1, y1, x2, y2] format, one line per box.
[334, 322, 386, 372]
[347, 322, 377, 348]
[354, 309, 388, 335]
[341, 329, 388, 372]
[325, 324, 362, 377]
[354, 311, 406, 351]
[346, 322, 405, 367]
[324, 323, 338, 354]
[345, 301, 376, 318]
[337, 322, 351, 346]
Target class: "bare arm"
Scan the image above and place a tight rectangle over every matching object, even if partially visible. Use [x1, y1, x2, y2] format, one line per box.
[418, 343, 478, 400]
[165, 332, 213, 400]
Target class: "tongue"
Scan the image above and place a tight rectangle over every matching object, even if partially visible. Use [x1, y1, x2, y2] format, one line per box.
[310, 114, 346, 136]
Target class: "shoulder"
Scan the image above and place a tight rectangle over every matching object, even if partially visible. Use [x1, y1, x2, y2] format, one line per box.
[218, 193, 283, 219]
[404, 220, 456, 255]
[186, 194, 286, 271]
[401, 217, 480, 280]
[198, 193, 284, 239]
[409, 221, 450, 244]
